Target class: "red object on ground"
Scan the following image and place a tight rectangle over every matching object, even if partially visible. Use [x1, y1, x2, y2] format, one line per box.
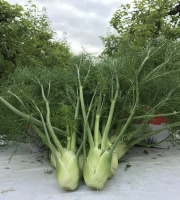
[148, 116, 171, 125]
[137, 116, 171, 125]
[137, 106, 172, 125]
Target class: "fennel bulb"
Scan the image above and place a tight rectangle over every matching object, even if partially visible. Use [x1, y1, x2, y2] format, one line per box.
[56, 150, 80, 191]
[83, 147, 111, 189]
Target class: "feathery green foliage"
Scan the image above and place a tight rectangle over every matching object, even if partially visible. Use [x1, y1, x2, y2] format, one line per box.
[0, 38, 180, 190]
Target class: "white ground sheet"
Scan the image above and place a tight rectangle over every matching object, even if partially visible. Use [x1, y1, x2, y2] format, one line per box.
[0, 126, 180, 200]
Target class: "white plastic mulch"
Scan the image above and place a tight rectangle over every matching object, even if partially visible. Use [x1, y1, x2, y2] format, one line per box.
[0, 126, 180, 200]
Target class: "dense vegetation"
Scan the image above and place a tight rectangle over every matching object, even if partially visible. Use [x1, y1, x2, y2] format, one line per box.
[1, 37, 180, 190]
[0, 0, 180, 192]
[0, 0, 71, 80]
[101, 0, 180, 56]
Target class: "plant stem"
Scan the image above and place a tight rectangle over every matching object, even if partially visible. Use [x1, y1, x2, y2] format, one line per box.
[94, 114, 100, 147]
[94, 94, 102, 147]
[71, 97, 80, 153]
[118, 111, 180, 123]
[40, 84, 64, 154]
[110, 103, 137, 154]
[8, 91, 27, 111]
[136, 50, 150, 78]
[76, 142, 83, 159]
[142, 69, 180, 85]
[31, 100, 60, 161]
[110, 77, 139, 154]
[101, 77, 119, 151]
[77, 66, 94, 149]
[127, 121, 180, 149]
[79, 85, 94, 148]
[0, 96, 65, 135]
[101, 99, 116, 151]
[66, 125, 71, 151]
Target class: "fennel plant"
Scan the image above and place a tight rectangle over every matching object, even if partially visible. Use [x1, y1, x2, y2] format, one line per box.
[0, 37, 180, 190]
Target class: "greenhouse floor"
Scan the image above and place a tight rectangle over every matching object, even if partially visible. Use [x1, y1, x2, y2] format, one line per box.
[0, 130, 180, 200]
